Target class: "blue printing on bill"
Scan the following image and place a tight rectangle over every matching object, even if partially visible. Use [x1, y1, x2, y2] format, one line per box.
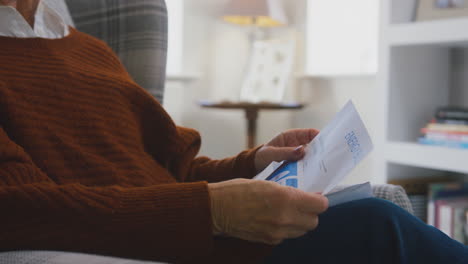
[345, 130, 362, 164]
[266, 161, 299, 188]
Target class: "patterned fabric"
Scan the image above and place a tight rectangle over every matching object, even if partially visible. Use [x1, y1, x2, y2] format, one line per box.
[65, 0, 168, 103]
[330, 184, 414, 214]
[372, 184, 414, 214]
[0, 251, 165, 264]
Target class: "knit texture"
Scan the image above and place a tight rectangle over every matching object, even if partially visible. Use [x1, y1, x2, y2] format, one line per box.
[0, 28, 263, 263]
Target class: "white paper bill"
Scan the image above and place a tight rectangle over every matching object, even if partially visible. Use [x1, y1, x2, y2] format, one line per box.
[254, 100, 373, 197]
[253, 161, 285, 181]
[325, 182, 372, 207]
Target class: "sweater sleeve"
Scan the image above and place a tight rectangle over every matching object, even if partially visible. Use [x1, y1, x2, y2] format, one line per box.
[170, 127, 262, 183]
[0, 127, 213, 263]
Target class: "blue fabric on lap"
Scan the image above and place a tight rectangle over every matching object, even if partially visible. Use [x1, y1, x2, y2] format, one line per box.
[264, 198, 468, 264]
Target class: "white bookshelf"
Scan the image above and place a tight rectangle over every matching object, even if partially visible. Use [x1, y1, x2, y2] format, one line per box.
[387, 18, 468, 46]
[375, 0, 468, 184]
[385, 143, 468, 175]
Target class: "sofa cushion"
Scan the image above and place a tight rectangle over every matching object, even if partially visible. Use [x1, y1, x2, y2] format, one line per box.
[372, 184, 414, 214]
[0, 251, 166, 264]
[65, 0, 168, 103]
[331, 184, 414, 214]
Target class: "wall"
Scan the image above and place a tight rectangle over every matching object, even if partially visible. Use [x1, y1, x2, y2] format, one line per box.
[164, 0, 378, 185]
[165, 0, 298, 159]
[294, 77, 377, 185]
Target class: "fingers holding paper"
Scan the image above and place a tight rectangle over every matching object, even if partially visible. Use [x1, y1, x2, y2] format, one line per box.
[254, 128, 319, 173]
[266, 128, 319, 147]
[208, 179, 328, 245]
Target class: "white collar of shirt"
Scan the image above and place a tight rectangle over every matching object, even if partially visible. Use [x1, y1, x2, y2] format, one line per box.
[0, 1, 70, 39]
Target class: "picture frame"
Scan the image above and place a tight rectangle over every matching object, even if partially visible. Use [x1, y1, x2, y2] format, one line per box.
[416, 0, 468, 21]
[239, 38, 295, 103]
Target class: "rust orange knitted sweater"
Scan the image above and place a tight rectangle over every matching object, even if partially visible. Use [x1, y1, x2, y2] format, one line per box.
[0, 28, 270, 263]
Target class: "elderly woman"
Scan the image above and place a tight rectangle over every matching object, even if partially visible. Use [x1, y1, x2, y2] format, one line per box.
[0, 0, 467, 263]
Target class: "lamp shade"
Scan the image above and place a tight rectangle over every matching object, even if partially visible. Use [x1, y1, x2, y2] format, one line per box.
[223, 0, 287, 27]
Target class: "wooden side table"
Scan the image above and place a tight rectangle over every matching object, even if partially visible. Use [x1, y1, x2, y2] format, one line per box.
[199, 101, 305, 148]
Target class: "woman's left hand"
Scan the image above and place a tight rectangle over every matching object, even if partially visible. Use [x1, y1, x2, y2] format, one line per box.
[254, 129, 319, 173]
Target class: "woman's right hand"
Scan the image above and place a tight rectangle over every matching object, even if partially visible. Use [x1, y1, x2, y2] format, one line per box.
[208, 179, 328, 245]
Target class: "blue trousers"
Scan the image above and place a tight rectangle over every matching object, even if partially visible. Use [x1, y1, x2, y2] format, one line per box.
[264, 198, 468, 264]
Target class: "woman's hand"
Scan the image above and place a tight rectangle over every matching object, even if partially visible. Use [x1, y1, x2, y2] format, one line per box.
[254, 129, 319, 173]
[208, 179, 328, 245]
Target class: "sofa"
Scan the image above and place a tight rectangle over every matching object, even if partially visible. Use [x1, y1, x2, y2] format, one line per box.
[0, 0, 413, 263]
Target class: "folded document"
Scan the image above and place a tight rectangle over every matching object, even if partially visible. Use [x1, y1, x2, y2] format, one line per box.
[254, 101, 374, 206]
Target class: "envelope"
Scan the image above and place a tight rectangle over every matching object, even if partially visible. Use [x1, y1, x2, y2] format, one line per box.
[253, 100, 374, 205]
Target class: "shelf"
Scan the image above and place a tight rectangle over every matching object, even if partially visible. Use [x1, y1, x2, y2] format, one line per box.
[387, 18, 468, 47]
[295, 72, 376, 79]
[166, 73, 201, 83]
[385, 142, 468, 174]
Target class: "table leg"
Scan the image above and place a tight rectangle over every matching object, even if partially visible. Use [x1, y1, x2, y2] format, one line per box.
[245, 108, 259, 149]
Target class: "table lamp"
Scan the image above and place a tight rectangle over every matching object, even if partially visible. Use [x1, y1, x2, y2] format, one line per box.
[222, 0, 287, 29]
[199, 0, 295, 147]
[221, 0, 292, 104]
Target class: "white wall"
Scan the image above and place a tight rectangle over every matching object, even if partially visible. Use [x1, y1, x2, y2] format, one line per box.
[294, 77, 377, 185]
[164, 0, 378, 184]
[165, 0, 296, 159]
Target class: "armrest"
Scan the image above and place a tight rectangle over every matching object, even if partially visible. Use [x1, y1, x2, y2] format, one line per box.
[372, 184, 414, 214]
[0, 251, 166, 264]
[331, 184, 414, 214]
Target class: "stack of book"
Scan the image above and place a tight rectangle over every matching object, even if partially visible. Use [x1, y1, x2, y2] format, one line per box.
[428, 182, 468, 244]
[419, 107, 468, 149]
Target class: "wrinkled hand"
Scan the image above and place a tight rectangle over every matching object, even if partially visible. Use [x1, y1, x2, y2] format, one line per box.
[208, 179, 328, 245]
[254, 129, 319, 173]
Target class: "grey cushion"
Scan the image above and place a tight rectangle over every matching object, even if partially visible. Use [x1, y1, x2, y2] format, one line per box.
[65, 0, 168, 103]
[372, 184, 414, 214]
[0, 251, 166, 264]
[331, 184, 414, 214]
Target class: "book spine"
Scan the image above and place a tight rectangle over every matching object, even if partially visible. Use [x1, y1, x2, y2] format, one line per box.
[438, 203, 453, 237]
[428, 201, 435, 226]
[421, 127, 468, 136]
[426, 123, 468, 132]
[423, 133, 468, 142]
[453, 208, 467, 244]
[436, 107, 468, 121]
[436, 119, 468, 125]
[418, 138, 468, 149]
